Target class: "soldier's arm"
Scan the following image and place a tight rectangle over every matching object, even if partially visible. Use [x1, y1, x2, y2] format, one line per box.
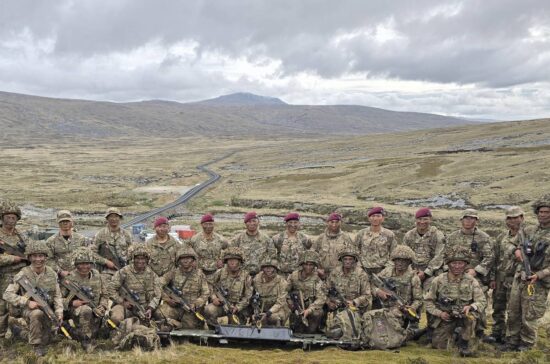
[148, 273, 163, 310]
[194, 273, 210, 308]
[107, 270, 124, 304]
[265, 236, 277, 257]
[410, 275, 423, 311]
[309, 279, 327, 311]
[302, 233, 313, 250]
[90, 249, 109, 267]
[534, 245, 550, 280]
[271, 233, 282, 253]
[53, 281, 64, 317]
[423, 278, 441, 317]
[425, 231, 445, 277]
[98, 274, 109, 309]
[236, 275, 253, 312]
[355, 271, 373, 310]
[387, 231, 397, 256]
[270, 279, 288, 314]
[2, 275, 26, 307]
[45, 239, 61, 272]
[0, 254, 20, 267]
[470, 278, 487, 313]
[476, 236, 495, 278]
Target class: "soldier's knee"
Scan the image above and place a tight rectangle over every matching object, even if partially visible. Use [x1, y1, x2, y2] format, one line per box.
[203, 304, 218, 318]
[79, 305, 94, 317]
[28, 309, 45, 321]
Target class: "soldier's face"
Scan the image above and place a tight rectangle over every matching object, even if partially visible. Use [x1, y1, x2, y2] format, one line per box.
[58, 220, 73, 233]
[461, 216, 477, 230]
[286, 220, 300, 233]
[201, 221, 214, 234]
[326, 220, 341, 233]
[302, 262, 315, 274]
[2, 213, 18, 228]
[415, 217, 432, 231]
[106, 214, 121, 228]
[537, 207, 550, 226]
[263, 266, 276, 278]
[226, 258, 241, 272]
[368, 214, 384, 226]
[505, 215, 523, 230]
[155, 223, 170, 238]
[76, 262, 92, 275]
[29, 253, 47, 268]
[448, 260, 467, 275]
[133, 255, 148, 270]
[393, 258, 410, 272]
[178, 256, 194, 270]
[245, 218, 259, 233]
[341, 256, 355, 269]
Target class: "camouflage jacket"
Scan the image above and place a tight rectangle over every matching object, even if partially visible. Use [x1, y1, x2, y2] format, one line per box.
[209, 268, 253, 312]
[160, 267, 210, 308]
[252, 272, 288, 314]
[145, 235, 180, 277]
[61, 268, 108, 311]
[445, 228, 495, 281]
[3, 265, 64, 316]
[355, 227, 397, 270]
[287, 269, 327, 311]
[375, 266, 423, 311]
[272, 231, 313, 274]
[230, 231, 277, 275]
[0, 228, 30, 273]
[187, 232, 228, 273]
[92, 226, 132, 270]
[327, 265, 372, 310]
[46, 232, 107, 272]
[493, 229, 522, 283]
[108, 265, 162, 310]
[424, 272, 487, 319]
[313, 230, 355, 275]
[520, 225, 550, 288]
[402, 226, 445, 276]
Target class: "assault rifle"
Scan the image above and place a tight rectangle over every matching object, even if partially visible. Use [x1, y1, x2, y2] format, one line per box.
[163, 284, 206, 323]
[327, 286, 358, 311]
[250, 290, 263, 329]
[16, 276, 77, 340]
[98, 243, 126, 270]
[212, 285, 240, 325]
[120, 284, 150, 323]
[289, 291, 309, 327]
[371, 274, 419, 321]
[520, 237, 535, 296]
[437, 296, 475, 321]
[59, 278, 118, 330]
[0, 238, 27, 260]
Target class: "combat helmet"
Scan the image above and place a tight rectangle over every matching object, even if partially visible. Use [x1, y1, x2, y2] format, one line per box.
[104, 207, 123, 219]
[176, 246, 198, 262]
[299, 250, 320, 267]
[337, 248, 359, 262]
[444, 247, 470, 264]
[260, 257, 280, 271]
[73, 248, 95, 265]
[391, 245, 416, 262]
[25, 241, 49, 257]
[223, 247, 244, 263]
[532, 195, 550, 214]
[1, 200, 22, 220]
[129, 244, 150, 260]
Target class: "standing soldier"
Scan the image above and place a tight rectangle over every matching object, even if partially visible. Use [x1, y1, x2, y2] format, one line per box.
[145, 217, 180, 277]
[61, 249, 109, 351]
[47, 210, 110, 278]
[230, 212, 277, 276]
[92, 207, 132, 276]
[286, 251, 327, 334]
[0, 201, 29, 342]
[158, 246, 210, 330]
[314, 212, 355, 279]
[3, 241, 63, 356]
[487, 206, 525, 344]
[444, 208, 494, 338]
[425, 248, 487, 357]
[187, 214, 228, 283]
[356, 206, 397, 275]
[506, 196, 550, 351]
[252, 258, 289, 327]
[272, 212, 312, 277]
[204, 247, 253, 327]
[108, 245, 162, 326]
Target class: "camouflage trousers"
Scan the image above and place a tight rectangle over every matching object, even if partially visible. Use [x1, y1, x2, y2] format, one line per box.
[157, 302, 205, 330]
[67, 305, 98, 339]
[506, 278, 548, 346]
[290, 308, 324, 334]
[432, 315, 477, 350]
[110, 304, 152, 326]
[203, 303, 248, 327]
[23, 308, 54, 346]
[0, 274, 15, 338]
[491, 277, 513, 338]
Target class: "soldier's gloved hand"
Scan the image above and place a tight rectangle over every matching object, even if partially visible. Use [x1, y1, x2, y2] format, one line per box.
[72, 299, 88, 308]
[440, 312, 451, 321]
[27, 300, 40, 310]
[105, 260, 117, 270]
[145, 308, 152, 320]
[122, 300, 134, 309]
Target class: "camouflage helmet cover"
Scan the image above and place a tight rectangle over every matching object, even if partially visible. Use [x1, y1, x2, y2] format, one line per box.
[1, 200, 22, 220]
[223, 247, 244, 263]
[129, 244, 150, 260]
[105, 207, 123, 219]
[176, 246, 198, 261]
[25, 241, 49, 257]
[299, 250, 320, 266]
[73, 248, 95, 265]
[444, 247, 470, 264]
[390, 245, 416, 262]
[337, 248, 359, 262]
[260, 258, 280, 270]
[532, 195, 550, 213]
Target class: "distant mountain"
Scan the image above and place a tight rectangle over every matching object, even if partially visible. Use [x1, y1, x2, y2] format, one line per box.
[0, 91, 476, 141]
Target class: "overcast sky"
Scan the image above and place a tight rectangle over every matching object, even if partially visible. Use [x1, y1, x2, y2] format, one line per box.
[1, 0, 549, 120]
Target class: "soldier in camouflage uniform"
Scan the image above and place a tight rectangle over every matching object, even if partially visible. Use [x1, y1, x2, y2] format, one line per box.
[92, 207, 132, 276]
[61, 248, 109, 350]
[314, 212, 355, 279]
[47, 210, 109, 278]
[356, 207, 397, 275]
[3, 241, 63, 356]
[272, 212, 313, 277]
[372, 245, 422, 329]
[186, 214, 228, 283]
[108, 244, 162, 326]
[0, 201, 29, 341]
[444, 208, 494, 338]
[145, 217, 180, 277]
[425, 248, 487, 357]
[204, 247, 253, 326]
[486, 206, 525, 344]
[286, 250, 327, 334]
[158, 246, 210, 330]
[230, 212, 277, 276]
[506, 196, 550, 351]
[252, 258, 289, 326]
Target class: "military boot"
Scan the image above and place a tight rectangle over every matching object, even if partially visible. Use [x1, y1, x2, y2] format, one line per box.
[457, 339, 473, 357]
[33, 345, 47, 357]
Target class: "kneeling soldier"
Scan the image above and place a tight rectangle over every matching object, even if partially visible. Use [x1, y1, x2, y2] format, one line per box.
[204, 247, 252, 327]
[3, 241, 63, 356]
[251, 258, 289, 327]
[425, 248, 486, 357]
[158, 246, 210, 330]
[286, 251, 327, 334]
[108, 244, 162, 326]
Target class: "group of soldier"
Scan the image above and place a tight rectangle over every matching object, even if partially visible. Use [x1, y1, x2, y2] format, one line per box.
[0, 195, 549, 357]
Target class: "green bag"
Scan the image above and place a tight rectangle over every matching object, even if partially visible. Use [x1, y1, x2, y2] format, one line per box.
[361, 308, 407, 349]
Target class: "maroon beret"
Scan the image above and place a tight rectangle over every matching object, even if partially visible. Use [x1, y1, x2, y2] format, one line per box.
[154, 216, 169, 228]
[284, 212, 300, 222]
[327, 212, 342, 222]
[244, 211, 258, 223]
[415, 207, 432, 219]
[367, 206, 385, 217]
[200, 214, 214, 223]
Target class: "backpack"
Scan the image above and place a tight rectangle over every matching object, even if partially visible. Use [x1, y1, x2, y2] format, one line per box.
[361, 308, 407, 349]
[112, 317, 160, 351]
[325, 308, 363, 349]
